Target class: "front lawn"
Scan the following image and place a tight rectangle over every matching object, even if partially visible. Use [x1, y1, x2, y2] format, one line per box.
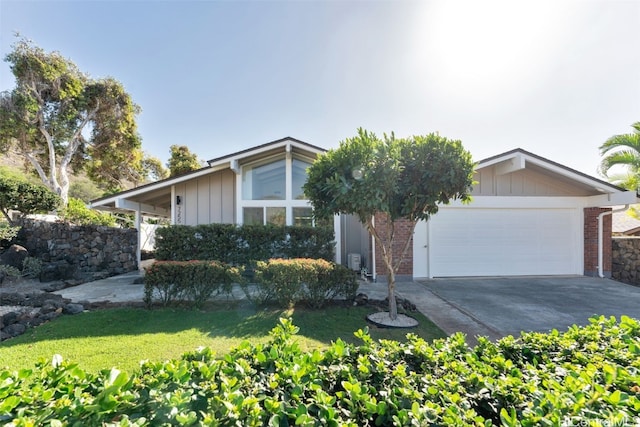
[0, 303, 445, 373]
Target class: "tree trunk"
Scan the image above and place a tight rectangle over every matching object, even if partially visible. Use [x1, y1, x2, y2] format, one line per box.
[366, 214, 399, 320]
[57, 166, 70, 206]
[386, 258, 398, 320]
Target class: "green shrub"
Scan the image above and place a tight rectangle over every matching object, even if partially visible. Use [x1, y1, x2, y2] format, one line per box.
[143, 260, 244, 308]
[1, 316, 639, 426]
[0, 264, 20, 280]
[0, 176, 61, 226]
[0, 222, 20, 248]
[21, 256, 42, 278]
[60, 197, 116, 227]
[249, 258, 358, 308]
[154, 223, 335, 264]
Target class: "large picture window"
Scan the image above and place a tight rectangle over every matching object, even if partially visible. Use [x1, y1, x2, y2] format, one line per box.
[242, 158, 286, 200]
[240, 154, 315, 226]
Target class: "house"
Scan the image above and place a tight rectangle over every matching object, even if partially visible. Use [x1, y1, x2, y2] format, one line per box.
[90, 139, 638, 280]
[612, 210, 640, 236]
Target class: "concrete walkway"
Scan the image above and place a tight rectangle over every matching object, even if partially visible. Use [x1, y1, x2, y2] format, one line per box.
[53, 271, 495, 344]
[53, 272, 640, 346]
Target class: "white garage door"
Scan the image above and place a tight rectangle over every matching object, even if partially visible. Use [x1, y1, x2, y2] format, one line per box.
[428, 208, 581, 277]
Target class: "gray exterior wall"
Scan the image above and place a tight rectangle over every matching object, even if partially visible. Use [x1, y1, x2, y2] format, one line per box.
[340, 214, 370, 273]
[472, 165, 593, 197]
[174, 169, 236, 225]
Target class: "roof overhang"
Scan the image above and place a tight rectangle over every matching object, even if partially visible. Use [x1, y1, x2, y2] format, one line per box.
[477, 148, 639, 207]
[90, 137, 325, 216]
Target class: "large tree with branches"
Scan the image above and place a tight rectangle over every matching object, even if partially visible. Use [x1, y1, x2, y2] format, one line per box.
[0, 37, 144, 205]
[304, 128, 475, 320]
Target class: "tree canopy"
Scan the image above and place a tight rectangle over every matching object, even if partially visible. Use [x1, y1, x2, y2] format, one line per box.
[0, 37, 143, 205]
[599, 122, 640, 191]
[167, 145, 202, 177]
[0, 175, 61, 225]
[304, 128, 475, 319]
[141, 154, 169, 182]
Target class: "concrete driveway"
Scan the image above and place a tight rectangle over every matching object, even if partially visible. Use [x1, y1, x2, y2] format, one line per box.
[416, 276, 640, 342]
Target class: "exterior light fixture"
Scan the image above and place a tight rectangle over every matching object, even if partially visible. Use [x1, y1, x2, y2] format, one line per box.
[176, 196, 182, 205]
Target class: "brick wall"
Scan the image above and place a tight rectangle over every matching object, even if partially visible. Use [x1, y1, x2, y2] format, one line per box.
[373, 213, 414, 281]
[584, 207, 612, 277]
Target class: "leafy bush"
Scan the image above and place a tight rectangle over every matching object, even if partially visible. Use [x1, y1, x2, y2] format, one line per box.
[0, 264, 20, 280]
[1, 316, 639, 426]
[0, 257, 43, 280]
[154, 223, 334, 264]
[60, 197, 116, 227]
[144, 260, 245, 308]
[0, 222, 19, 248]
[0, 176, 60, 225]
[20, 256, 42, 278]
[249, 258, 358, 308]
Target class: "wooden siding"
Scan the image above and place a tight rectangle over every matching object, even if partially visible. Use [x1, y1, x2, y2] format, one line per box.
[174, 169, 236, 225]
[471, 165, 594, 197]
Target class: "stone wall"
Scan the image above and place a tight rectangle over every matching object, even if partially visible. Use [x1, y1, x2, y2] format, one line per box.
[18, 220, 137, 282]
[612, 237, 640, 285]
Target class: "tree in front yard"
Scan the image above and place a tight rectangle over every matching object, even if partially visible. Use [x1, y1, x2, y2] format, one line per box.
[0, 175, 61, 225]
[304, 128, 475, 320]
[0, 37, 144, 205]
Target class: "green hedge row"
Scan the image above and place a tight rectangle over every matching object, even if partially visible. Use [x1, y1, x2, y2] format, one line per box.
[143, 261, 244, 308]
[154, 224, 335, 265]
[144, 259, 357, 309]
[1, 316, 639, 426]
[246, 258, 358, 308]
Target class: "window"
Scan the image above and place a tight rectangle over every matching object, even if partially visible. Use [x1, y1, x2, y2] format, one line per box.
[243, 207, 263, 225]
[292, 158, 312, 200]
[243, 207, 286, 226]
[293, 207, 313, 227]
[242, 158, 286, 200]
[266, 207, 286, 225]
[240, 153, 315, 226]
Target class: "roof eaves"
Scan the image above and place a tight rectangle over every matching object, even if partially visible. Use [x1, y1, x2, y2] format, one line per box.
[207, 137, 326, 165]
[477, 148, 626, 193]
[90, 163, 225, 205]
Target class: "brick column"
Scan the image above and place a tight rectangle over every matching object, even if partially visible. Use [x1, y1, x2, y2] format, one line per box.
[584, 207, 612, 277]
[373, 212, 414, 282]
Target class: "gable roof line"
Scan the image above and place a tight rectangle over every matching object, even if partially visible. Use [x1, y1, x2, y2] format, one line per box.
[91, 136, 323, 206]
[90, 163, 225, 205]
[478, 147, 628, 194]
[207, 136, 326, 165]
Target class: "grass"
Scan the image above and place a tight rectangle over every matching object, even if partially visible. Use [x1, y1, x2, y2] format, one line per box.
[0, 303, 446, 374]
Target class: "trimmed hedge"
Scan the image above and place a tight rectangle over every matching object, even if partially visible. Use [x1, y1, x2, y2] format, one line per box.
[144, 261, 244, 308]
[247, 258, 358, 308]
[154, 224, 335, 265]
[1, 316, 639, 425]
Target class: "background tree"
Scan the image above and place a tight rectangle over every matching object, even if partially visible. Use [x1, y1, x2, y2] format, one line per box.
[0, 37, 143, 206]
[0, 175, 61, 225]
[600, 122, 640, 219]
[304, 128, 475, 320]
[167, 145, 201, 177]
[599, 122, 640, 190]
[141, 154, 169, 182]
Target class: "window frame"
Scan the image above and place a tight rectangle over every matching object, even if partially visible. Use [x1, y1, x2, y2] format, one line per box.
[238, 153, 314, 226]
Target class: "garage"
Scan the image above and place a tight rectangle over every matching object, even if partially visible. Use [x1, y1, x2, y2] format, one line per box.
[426, 207, 582, 277]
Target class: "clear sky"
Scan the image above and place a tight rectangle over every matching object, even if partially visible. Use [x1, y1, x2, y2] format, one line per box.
[1, 0, 638, 177]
